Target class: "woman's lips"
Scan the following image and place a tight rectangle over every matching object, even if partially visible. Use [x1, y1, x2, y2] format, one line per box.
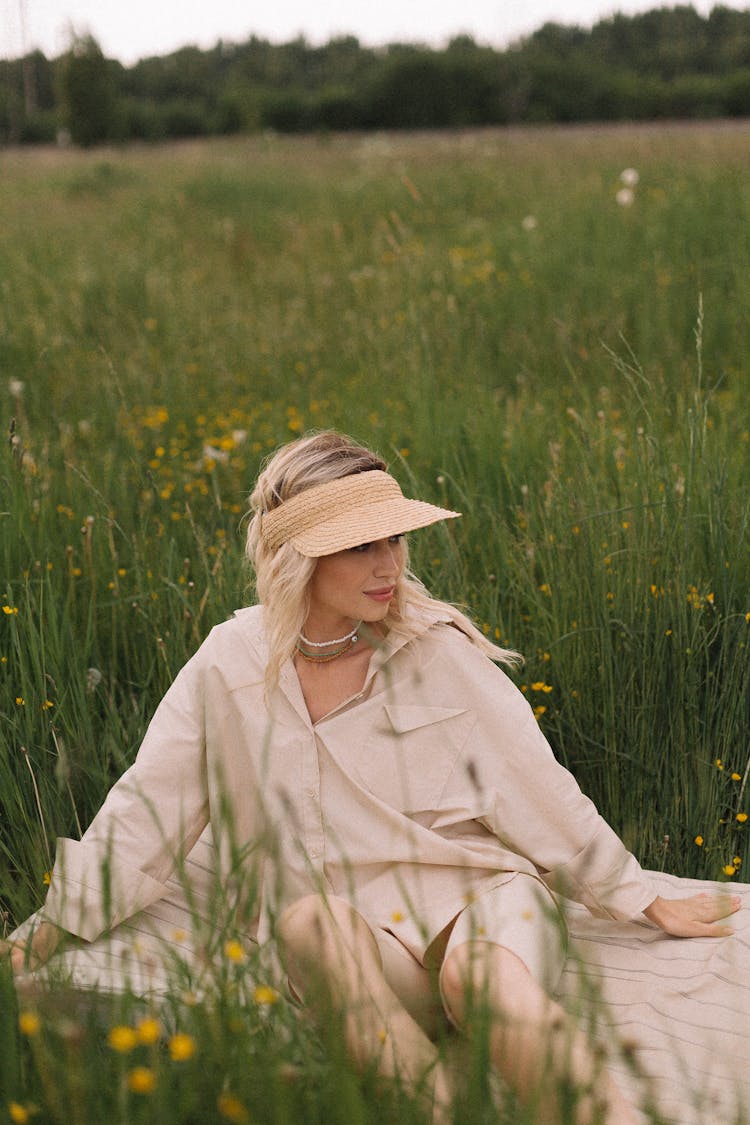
[364, 587, 395, 602]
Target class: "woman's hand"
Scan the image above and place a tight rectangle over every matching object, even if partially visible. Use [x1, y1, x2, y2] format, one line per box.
[0, 922, 64, 974]
[643, 892, 741, 938]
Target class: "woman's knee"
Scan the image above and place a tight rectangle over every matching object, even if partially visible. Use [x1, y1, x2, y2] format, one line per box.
[277, 894, 375, 963]
[440, 941, 539, 1025]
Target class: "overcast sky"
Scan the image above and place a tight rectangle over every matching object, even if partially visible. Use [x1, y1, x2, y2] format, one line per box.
[2, 0, 747, 63]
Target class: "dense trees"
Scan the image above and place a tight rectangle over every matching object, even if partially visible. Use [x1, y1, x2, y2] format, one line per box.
[2, 4, 750, 145]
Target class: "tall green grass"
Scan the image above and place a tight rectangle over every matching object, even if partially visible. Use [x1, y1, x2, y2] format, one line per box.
[1, 124, 750, 1121]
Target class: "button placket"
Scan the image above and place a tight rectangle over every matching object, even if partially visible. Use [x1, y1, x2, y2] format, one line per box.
[302, 733, 325, 864]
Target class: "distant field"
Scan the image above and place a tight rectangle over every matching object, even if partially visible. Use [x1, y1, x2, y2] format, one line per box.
[2, 120, 750, 1125]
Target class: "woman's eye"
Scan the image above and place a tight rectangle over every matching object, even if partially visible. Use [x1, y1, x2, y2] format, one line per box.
[351, 536, 401, 553]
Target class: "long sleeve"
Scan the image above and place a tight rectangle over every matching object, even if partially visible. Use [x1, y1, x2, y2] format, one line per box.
[42, 647, 210, 942]
[432, 632, 656, 921]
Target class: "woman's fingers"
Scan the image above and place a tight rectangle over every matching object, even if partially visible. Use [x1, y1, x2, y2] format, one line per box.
[692, 891, 741, 922]
[0, 923, 64, 974]
[644, 893, 742, 937]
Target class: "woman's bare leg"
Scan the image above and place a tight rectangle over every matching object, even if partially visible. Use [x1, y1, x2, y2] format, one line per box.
[440, 941, 640, 1125]
[277, 895, 452, 1122]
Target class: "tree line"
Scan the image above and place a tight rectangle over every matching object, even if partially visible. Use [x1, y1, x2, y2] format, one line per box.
[3, 4, 750, 146]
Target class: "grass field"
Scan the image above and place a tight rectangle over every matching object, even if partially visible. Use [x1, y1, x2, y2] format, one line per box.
[1, 122, 750, 1122]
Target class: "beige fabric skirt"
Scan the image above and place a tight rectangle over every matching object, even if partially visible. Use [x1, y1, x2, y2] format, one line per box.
[12, 834, 750, 1124]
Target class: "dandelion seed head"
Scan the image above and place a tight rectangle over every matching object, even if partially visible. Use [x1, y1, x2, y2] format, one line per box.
[85, 667, 103, 692]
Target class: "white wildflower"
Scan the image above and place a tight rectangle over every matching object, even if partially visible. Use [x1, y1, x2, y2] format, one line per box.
[202, 443, 230, 464]
[616, 187, 635, 207]
[521, 215, 538, 231]
[620, 168, 639, 187]
[85, 667, 103, 693]
[9, 379, 25, 397]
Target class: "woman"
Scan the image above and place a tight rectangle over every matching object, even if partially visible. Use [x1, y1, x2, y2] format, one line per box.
[3, 431, 741, 1123]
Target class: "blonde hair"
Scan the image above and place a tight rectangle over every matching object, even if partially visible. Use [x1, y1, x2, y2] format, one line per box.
[245, 431, 520, 688]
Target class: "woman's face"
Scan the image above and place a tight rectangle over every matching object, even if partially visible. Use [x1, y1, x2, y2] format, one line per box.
[306, 536, 405, 633]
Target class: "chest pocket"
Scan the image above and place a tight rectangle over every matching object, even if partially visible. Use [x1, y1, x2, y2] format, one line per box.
[351, 704, 475, 813]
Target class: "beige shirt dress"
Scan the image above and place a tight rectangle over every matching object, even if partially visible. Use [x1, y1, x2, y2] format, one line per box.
[30, 605, 750, 1122]
[41, 604, 655, 954]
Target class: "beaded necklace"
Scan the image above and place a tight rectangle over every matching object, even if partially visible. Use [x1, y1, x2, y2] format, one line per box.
[295, 621, 361, 663]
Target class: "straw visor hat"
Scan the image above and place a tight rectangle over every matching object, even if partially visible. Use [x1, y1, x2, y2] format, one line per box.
[260, 470, 461, 557]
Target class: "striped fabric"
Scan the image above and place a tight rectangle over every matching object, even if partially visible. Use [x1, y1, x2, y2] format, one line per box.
[558, 870, 750, 1124]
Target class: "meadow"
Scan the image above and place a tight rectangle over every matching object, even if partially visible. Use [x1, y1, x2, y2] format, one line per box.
[1, 122, 750, 1122]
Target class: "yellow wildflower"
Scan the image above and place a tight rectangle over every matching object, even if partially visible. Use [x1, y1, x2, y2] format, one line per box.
[694, 836, 704, 847]
[168, 1032, 197, 1061]
[108, 1025, 138, 1053]
[252, 985, 280, 1006]
[732, 773, 742, 782]
[2, 605, 19, 615]
[223, 939, 246, 963]
[127, 1067, 157, 1094]
[8, 1103, 31, 1124]
[723, 864, 737, 877]
[18, 1010, 41, 1036]
[135, 1017, 162, 1045]
[736, 813, 748, 824]
[217, 1092, 251, 1123]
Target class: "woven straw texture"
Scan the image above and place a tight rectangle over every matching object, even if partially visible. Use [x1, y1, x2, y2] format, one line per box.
[260, 471, 460, 556]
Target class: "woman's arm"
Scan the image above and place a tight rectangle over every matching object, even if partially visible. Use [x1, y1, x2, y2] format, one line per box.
[643, 892, 740, 937]
[40, 640, 212, 944]
[1, 921, 64, 973]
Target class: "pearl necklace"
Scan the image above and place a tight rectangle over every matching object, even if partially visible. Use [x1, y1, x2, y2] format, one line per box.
[299, 623, 360, 648]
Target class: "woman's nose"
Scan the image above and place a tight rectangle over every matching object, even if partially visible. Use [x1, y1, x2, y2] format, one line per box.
[373, 540, 401, 575]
